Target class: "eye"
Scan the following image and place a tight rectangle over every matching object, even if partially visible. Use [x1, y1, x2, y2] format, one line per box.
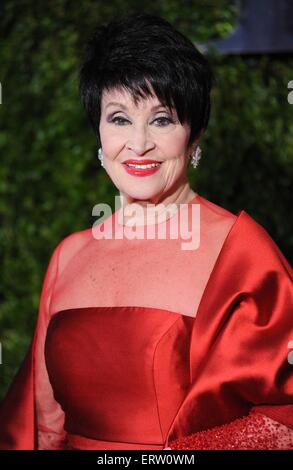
[153, 116, 174, 127]
[109, 115, 175, 127]
[111, 116, 129, 126]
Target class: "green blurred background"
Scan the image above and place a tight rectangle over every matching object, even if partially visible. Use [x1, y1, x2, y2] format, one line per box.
[0, 0, 292, 400]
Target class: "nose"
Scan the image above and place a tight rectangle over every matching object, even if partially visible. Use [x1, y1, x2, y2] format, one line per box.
[126, 125, 155, 155]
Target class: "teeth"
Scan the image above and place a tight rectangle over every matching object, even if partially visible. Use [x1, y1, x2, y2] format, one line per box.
[126, 163, 161, 169]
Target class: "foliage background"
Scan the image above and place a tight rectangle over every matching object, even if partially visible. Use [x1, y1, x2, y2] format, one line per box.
[0, 0, 292, 400]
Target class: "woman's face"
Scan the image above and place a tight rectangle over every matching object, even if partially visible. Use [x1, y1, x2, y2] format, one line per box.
[99, 86, 197, 204]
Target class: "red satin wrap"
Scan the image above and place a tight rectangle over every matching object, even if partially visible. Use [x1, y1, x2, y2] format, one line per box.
[0, 195, 292, 450]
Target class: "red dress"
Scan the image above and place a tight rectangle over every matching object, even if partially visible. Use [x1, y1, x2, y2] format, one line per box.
[0, 193, 292, 450]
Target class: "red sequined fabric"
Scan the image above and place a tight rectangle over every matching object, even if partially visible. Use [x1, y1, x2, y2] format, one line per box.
[169, 412, 293, 450]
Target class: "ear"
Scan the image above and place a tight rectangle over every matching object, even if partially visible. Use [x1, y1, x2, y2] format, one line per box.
[196, 128, 205, 145]
[190, 128, 205, 154]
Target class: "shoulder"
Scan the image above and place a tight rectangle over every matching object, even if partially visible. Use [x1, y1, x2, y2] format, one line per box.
[197, 194, 292, 276]
[196, 194, 237, 221]
[235, 210, 288, 257]
[52, 227, 94, 275]
[58, 226, 93, 252]
[226, 209, 292, 278]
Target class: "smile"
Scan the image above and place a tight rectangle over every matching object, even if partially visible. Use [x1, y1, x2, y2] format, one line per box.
[122, 161, 162, 177]
[125, 162, 160, 169]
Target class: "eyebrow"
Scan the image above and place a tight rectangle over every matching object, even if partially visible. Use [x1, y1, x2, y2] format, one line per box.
[105, 102, 169, 111]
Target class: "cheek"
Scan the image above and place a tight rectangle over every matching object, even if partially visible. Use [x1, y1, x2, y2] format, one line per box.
[99, 124, 123, 159]
[161, 132, 189, 160]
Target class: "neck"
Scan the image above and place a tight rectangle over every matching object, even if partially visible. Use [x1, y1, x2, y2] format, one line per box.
[118, 182, 197, 226]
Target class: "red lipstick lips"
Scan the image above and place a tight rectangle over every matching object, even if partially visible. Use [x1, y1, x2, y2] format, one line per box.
[123, 159, 162, 164]
[122, 159, 162, 177]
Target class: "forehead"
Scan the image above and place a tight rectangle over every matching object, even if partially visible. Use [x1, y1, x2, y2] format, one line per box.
[101, 86, 166, 111]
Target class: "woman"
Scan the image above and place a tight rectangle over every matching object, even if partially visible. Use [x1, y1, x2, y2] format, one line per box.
[0, 13, 292, 451]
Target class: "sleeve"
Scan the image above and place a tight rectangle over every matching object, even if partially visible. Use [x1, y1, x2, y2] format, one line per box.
[0, 240, 68, 450]
[165, 211, 293, 450]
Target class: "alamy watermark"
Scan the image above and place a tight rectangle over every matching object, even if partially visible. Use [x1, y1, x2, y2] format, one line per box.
[91, 196, 200, 251]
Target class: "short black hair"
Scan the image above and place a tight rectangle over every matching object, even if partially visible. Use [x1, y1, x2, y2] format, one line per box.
[79, 12, 214, 149]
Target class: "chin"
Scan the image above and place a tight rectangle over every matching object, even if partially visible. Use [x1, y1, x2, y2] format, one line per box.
[120, 187, 163, 203]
